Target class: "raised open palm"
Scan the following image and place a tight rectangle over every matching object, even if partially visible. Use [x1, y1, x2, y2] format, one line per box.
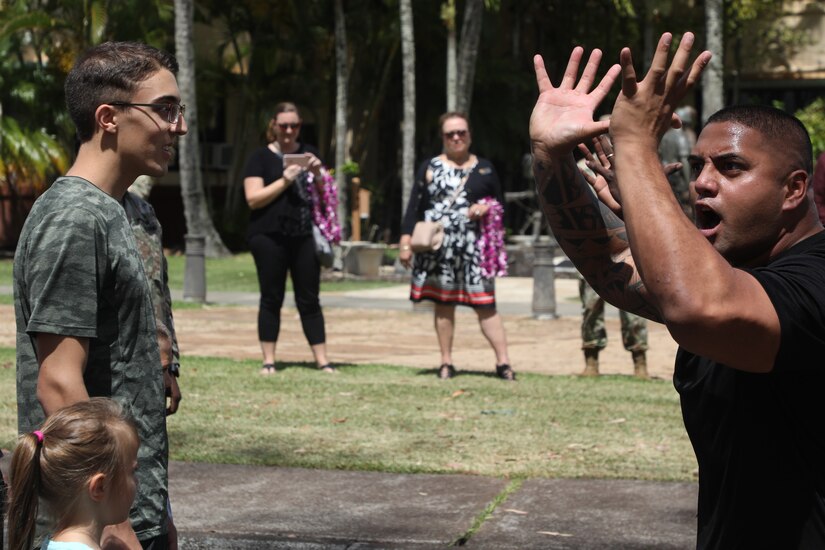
[529, 47, 620, 158]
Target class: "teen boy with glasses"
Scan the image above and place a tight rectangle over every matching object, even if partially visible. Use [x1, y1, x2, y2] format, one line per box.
[14, 41, 187, 549]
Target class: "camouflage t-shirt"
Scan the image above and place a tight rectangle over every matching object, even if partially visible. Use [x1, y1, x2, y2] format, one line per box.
[13, 176, 168, 540]
[123, 190, 180, 362]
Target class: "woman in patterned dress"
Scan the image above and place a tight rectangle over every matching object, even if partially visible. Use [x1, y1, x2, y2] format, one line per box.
[399, 112, 515, 380]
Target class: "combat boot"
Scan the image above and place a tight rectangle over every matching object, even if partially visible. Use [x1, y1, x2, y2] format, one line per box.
[581, 348, 599, 377]
[632, 350, 649, 379]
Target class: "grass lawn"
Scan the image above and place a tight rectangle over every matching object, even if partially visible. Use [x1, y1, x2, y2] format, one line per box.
[0, 253, 401, 296]
[0, 347, 696, 481]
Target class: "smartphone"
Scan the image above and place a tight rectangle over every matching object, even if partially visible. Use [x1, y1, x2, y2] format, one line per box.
[283, 154, 309, 168]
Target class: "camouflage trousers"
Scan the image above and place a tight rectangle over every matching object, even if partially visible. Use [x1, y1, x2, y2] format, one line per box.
[579, 279, 648, 353]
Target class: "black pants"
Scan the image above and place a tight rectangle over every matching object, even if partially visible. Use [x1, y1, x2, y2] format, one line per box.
[248, 232, 326, 345]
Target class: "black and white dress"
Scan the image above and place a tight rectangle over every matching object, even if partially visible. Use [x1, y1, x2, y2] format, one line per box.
[401, 156, 504, 308]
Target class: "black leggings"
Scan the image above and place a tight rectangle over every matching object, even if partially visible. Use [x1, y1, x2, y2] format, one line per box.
[248, 232, 326, 345]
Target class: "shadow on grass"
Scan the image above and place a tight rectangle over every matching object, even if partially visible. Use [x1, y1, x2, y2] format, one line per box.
[415, 367, 508, 380]
[270, 360, 358, 373]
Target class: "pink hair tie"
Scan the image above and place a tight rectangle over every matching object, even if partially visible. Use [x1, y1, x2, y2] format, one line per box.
[33, 430, 44, 443]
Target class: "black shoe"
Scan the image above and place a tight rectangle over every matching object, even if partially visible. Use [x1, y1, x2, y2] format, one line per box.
[438, 363, 456, 379]
[495, 364, 516, 381]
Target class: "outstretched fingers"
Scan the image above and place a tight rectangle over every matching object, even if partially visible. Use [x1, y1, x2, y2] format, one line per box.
[682, 50, 713, 89]
[592, 63, 622, 104]
[533, 54, 555, 94]
[645, 32, 674, 87]
[560, 47, 585, 89]
[575, 49, 603, 93]
[664, 32, 695, 91]
[619, 48, 638, 96]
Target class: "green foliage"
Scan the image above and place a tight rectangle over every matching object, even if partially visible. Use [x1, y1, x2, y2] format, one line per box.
[795, 98, 825, 160]
[341, 160, 360, 176]
[611, 0, 636, 17]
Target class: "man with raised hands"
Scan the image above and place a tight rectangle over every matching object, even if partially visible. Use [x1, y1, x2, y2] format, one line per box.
[530, 32, 825, 548]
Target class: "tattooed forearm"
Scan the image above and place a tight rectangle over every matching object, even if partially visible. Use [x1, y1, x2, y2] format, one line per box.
[532, 152, 660, 322]
[534, 154, 626, 250]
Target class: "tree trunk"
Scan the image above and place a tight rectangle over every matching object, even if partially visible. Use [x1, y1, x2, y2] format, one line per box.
[455, 0, 484, 116]
[174, 0, 230, 257]
[446, 30, 457, 112]
[334, 0, 349, 240]
[443, 0, 457, 112]
[399, 0, 416, 220]
[702, 0, 725, 124]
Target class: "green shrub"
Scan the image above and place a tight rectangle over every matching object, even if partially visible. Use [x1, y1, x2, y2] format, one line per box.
[795, 97, 825, 160]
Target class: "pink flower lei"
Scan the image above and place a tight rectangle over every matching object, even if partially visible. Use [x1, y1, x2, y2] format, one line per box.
[306, 167, 341, 244]
[477, 197, 508, 278]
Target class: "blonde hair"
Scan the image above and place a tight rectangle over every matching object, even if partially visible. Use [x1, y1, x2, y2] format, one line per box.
[7, 398, 139, 550]
[265, 101, 301, 142]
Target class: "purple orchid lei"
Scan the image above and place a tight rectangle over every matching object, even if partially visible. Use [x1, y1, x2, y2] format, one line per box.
[306, 167, 341, 244]
[477, 197, 508, 278]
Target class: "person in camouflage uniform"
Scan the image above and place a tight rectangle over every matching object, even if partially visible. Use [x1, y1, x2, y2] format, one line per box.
[125, 175, 182, 415]
[658, 106, 697, 221]
[579, 278, 649, 378]
[13, 41, 187, 548]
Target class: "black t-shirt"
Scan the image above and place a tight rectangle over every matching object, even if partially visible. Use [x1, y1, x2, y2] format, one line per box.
[242, 143, 321, 239]
[675, 231, 825, 549]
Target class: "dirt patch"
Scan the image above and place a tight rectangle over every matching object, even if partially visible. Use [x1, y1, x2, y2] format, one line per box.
[0, 299, 680, 380]
[154, 304, 678, 379]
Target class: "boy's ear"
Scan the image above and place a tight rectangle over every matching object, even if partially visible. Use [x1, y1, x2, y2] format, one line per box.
[95, 104, 119, 134]
[88, 473, 108, 502]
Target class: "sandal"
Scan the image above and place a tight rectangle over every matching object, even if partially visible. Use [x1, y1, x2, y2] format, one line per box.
[259, 363, 276, 376]
[319, 364, 338, 374]
[438, 363, 456, 380]
[495, 364, 516, 381]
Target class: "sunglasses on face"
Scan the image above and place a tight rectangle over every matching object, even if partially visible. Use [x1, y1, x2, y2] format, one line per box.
[278, 123, 301, 130]
[443, 130, 468, 139]
[107, 102, 185, 124]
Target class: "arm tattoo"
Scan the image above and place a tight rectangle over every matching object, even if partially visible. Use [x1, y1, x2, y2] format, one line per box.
[533, 155, 659, 322]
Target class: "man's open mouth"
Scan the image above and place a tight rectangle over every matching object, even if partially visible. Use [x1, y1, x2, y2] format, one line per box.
[695, 204, 721, 231]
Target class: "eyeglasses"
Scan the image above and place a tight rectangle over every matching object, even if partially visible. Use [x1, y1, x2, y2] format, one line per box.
[443, 130, 468, 139]
[277, 123, 301, 130]
[108, 102, 186, 124]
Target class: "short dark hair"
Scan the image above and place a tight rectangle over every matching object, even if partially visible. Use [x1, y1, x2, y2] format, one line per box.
[705, 104, 813, 175]
[65, 41, 179, 142]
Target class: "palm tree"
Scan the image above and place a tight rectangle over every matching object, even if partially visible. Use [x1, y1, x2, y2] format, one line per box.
[173, 0, 230, 257]
[399, 0, 416, 218]
[0, 4, 70, 247]
[441, 0, 457, 111]
[454, 0, 485, 116]
[334, 0, 349, 239]
[703, 0, 724, 123]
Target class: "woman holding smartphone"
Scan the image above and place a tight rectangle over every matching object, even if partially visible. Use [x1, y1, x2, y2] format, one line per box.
[243, 101, 334, 375]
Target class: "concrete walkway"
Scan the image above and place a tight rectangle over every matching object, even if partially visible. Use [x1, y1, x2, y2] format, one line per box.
[172, 462, 697, 549]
